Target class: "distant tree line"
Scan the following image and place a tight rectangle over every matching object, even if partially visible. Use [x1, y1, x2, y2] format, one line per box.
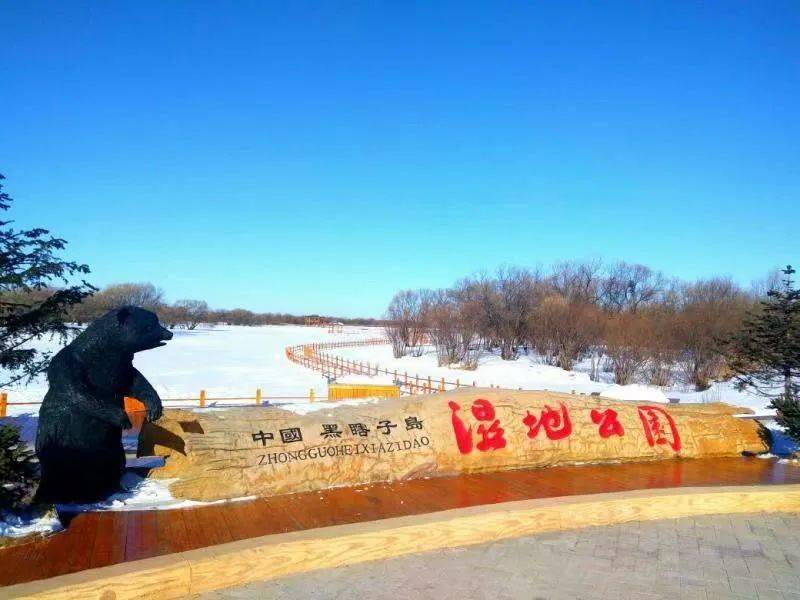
[385, 260, 787, 391]
[62, 282, 381, 329]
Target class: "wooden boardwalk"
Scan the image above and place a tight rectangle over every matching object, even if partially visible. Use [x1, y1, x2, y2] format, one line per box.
[2, 457, 799, 588]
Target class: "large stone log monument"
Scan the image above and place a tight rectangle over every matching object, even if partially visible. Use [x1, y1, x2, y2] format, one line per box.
[139, 389, 767, 502]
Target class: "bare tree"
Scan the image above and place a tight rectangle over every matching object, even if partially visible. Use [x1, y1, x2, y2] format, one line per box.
[379, 259, 759, 393]
[644, 307, 680, 386]
[426, 290, 461, 366]
[222, 308, 258, 325]
[174, 299, 208, 330]
[605, 312, 650, 384]
[530, 296, 603, 370]
[157, 304, 184, 329]
[384, 290, 428, 358]
[675, 278, 750, 390]
[96, 282, 165, 312]
[749, 268, 783, 300]
[600, 262, 665, 313]
[384, 321, 407, 359]
[453, 282, 481, 369]
[409, 290, 431, 356]
[550, 259, 603, 305]
[464, 273, 501, 351]
[493, 267, 539, 360]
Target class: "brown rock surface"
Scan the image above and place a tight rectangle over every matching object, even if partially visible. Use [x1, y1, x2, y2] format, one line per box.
[138, 388, 767, 501]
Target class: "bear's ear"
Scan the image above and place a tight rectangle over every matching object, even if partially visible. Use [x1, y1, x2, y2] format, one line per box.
[116, 307, 132, 325]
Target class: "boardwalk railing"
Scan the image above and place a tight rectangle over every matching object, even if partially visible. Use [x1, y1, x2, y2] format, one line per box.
[0, 337, 497, 418]
[285, 338, 489, 395]
[0, 389, 327, 418]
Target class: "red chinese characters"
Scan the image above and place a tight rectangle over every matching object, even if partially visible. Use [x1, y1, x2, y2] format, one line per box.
[522, 403, 572, 441]
[637, 405, 681, 452]
[590, 408, 624, 438]
[448, 398, 507, 454]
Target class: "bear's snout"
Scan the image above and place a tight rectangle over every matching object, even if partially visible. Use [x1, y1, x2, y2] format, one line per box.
[160, 327, 173, 341]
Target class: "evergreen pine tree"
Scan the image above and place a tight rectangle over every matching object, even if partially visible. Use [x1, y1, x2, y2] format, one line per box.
[727, 265, 800, 442]
[0, 174, 96, 387]
[0, 423, 38, 510]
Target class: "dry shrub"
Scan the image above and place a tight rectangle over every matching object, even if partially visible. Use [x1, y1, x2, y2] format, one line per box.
[605, 312, 651, 384]
[530, 296, 603, 371]
[384, 289, 428, 358]
[674, 278, 751, 390]
[645, 308, 680, 386]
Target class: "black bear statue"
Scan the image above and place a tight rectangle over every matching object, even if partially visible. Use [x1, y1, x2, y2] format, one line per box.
[35, 306, 173, 503]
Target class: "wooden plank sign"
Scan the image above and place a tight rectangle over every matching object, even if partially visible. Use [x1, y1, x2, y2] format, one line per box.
[138, 388, 767, 502]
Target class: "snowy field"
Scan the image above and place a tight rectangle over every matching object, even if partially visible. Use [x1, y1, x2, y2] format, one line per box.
[3, 324, 377, 417]
[334, 344, 772, 417]
[3, 322, 772, 419]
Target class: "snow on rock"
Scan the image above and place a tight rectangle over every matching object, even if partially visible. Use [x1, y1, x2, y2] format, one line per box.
[599, 384, 669, 403]
[56, 470, 257, 512]
[272, 397, 379, 416]
[0, 511, 62, 539]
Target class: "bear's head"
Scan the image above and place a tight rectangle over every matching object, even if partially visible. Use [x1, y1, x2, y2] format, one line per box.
[83, 306, 173, 353]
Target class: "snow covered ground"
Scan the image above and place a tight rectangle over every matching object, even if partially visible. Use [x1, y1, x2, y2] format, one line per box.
[3, 322, 773, 420]
[0, 322, 776, 534]
[332, 344, 773, 416]
[2, 324, 377, 416]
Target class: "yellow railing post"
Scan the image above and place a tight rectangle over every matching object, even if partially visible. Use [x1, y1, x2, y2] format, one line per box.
[0, 392, 7, 418]
[199, 389, 206, 408]
[309, 388, 316, 402]
[440, 377, 445, 392]
[256, 388, 262, 405]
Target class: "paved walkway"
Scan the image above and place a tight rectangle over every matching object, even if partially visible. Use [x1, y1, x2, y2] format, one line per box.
[201, 513, 800, 600]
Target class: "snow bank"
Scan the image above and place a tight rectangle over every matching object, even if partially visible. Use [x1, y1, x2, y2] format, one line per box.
[56, 469, 257, 513]
[599, 384, 669, 403]
[0, 455, 258, 531]
[0, 511, 62, 539]
[335, 344, 774, 416]
[335, 344, 596, 394]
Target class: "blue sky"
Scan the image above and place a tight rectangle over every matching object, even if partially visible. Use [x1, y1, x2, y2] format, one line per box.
[1, 2, 798, 317]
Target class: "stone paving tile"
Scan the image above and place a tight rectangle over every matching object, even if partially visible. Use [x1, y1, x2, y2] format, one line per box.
[199, 513, 800, 600]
